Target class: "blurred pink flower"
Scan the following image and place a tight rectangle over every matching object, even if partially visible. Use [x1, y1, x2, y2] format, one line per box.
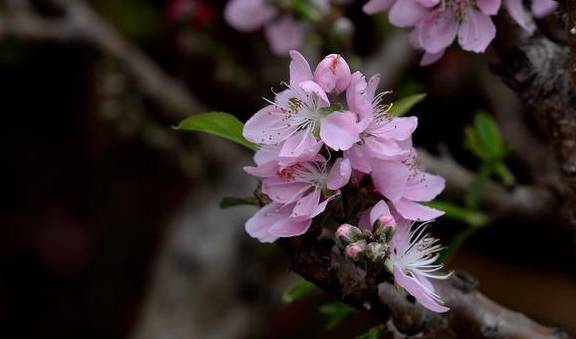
[386, 217, 451, 312]
[265, 16, 305, 56]
[504, 0, 557, 32]
[224, 0, 277, 32]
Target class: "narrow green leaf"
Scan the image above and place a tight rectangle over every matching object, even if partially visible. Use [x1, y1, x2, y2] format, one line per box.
[282, 280, 317, 303]
[493, 161, 515, 186]
[427, 200, 489, 227]
[388, 93, 427, 116]
[473, 112, 504, 160]
[219, 196, 259, 209]
[464, 126, 489, 160]
[356, 327, 382, 339]
[176, 112, 257, 151]
[319, 302, 356, 330]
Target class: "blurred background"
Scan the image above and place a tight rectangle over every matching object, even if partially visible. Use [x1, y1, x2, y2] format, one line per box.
[0, 0, 575, 338]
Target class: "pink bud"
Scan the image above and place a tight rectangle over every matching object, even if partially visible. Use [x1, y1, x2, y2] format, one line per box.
[378, 214, 396, 227]
[345, 241, 366, 260]
[336, 223, 362, 243]
[314, 54, 352, 94]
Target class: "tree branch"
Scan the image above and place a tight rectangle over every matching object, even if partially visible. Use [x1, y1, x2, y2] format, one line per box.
[279, 232, 572, 338]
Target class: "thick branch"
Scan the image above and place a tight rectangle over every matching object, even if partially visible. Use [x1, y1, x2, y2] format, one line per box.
[279, 233, 571, 338]
[494, 27, 576, 224]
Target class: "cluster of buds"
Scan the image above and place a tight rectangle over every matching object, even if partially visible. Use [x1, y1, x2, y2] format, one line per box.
[336, 222, 394, 262]
[241, 51, 450, 312]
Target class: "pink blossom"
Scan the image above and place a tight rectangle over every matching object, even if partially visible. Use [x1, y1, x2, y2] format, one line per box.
[245, 155, 350, 218]
[265, 16, 305, 56]
[245, 202, 314, 242]
[504, 0, 557, 32]
[243, 51, 361, 153]
[345, 240, 367, 260]
[371, 159, 445, 221]
[344, 72, 416, 173]
[386, 217, 451, 312]
[224, 0, 277, 32]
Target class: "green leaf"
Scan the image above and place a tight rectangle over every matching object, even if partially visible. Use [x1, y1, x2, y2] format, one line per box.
[176, 112, 257, 151]
[493, 161, 515, 186]
[319, 302, 356, 330]
[219, 196, 259, 209]
[474, 112, 504, 160]
[282, 280, 317, 303]
[356, 327, 382, 339]
[427, 200, 489, 227]
[464, 126, 489, 160]
[388, 93, 427, 116]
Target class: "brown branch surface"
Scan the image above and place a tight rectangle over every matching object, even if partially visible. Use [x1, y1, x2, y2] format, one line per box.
[280, 232, 571, 339]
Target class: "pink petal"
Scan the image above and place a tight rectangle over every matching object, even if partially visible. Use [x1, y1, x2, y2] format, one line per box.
[370, 160, 410, 202]
[320, 111, 361, 151]
[289, 50, 313, 86]
[299, 80, 330, 107]
[365, 137, 410, 159]
[372, 117, 418, 141]
[291, 189, 321, 218]
[416, 0, 440, 7]
[389, 0, 428, 28]
[269, 217, 312, 237]
[477, 0, 501, 15]
[253, 146, 280, 165]
[457, 9, 496, 53]
[265, 16, 305, 56]
[390, 213, 411, 250]
[394, 199, 444, 221]
[327, 157, 352, 190]
[366, 74, 381, 102]
[243, 161, 279, 178]
[531, 0, 557, 17]
[393, 267, 450, 313]
[312, 194, 337, 217]
[224, 0, 277, 32]
[262, 178, 310, 203]
[363, 0, 395, 14]
[280, 130, 321, 159]
[417, 10, 458, 54]
[245, 203, 287, 242]
[419, 49, 445, 66]
[504, 0, 534, 32]
[369, 200, 393, 226]
[403, 171, 445, 202]
[243, 105, 298, 145]
[344, 147, 373, 173]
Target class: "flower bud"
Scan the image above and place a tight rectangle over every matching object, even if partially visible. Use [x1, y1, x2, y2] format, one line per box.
[344, 240, 366, 260]
[336, 223, 363, 244]
[314, 54, 352, 94]
[366, 242, 387, 261]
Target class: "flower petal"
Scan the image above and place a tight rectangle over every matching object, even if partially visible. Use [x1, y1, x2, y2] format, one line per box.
[389, 0, 428, 28]
[393, 267, 450, 313]
[363, 0, 395, 14]
[320, 111, 361, 151]
[531, 0, 557, 17]
[262, 178, 310, 203]
[477, 0, 501, 15]
[327, 157, 352, 190]
[419, 49, 445, 66]
[243, 105, 298, 145]
[269, 217, 312, 237]
[224, 0, 277, 32]
[289, 50, 313, 86]
[417, 10, 458, 54]
[299, 80, 330, 107]
[457, 9, 496, 53]
[291, 189, 321, 218]
[279, 129, 322, 159]
[370, 159, 410, 202]
[265, 16, 305, 56]
[394, 199, 444, 221]
[369, 200, 393, 226]
[504, 0, 534, 32]
[245, 203, 287, 242]
[403, 171, 445, 202]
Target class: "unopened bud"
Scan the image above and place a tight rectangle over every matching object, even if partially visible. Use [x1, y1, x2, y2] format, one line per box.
[314, 54, 352, 94]
[345, 240, 366, 260]
[336, 223, 363, 244]
[366, 242, 387, 261]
